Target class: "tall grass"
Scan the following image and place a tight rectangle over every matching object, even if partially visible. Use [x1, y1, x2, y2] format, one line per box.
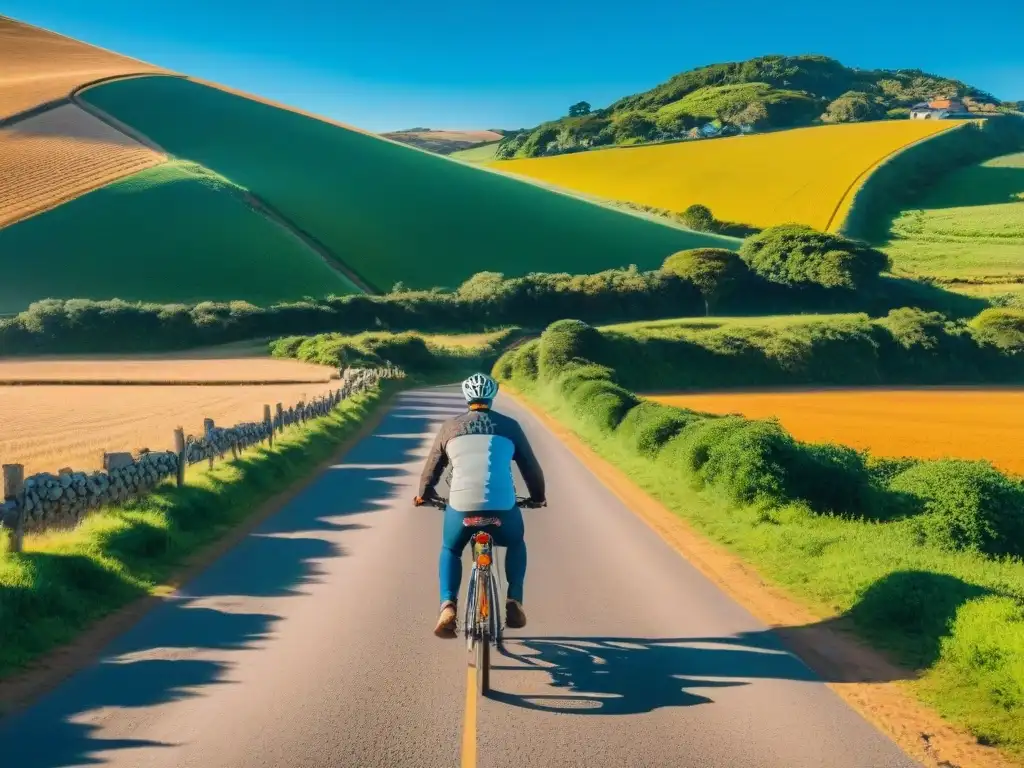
[494, 320, 1024, 755]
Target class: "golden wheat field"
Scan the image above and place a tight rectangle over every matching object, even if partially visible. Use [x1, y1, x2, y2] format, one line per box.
[492, 121, 958, 231]
[0, 103, 164, 226]
[0, 380, 342, 475]
[0, 16, 167, 119]
[651, 387, 1024, 475]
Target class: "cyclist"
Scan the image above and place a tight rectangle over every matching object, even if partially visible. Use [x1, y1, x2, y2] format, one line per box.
[414, 372, 546, 638]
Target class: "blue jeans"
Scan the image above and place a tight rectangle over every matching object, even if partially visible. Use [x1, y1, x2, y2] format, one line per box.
[440, 505, 526, 605]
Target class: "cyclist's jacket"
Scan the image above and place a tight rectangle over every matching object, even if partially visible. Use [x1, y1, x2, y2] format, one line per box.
[417, 408, 545, 513]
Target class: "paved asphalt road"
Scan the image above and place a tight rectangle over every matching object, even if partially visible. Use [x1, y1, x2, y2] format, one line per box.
[0, 386, 919, 767]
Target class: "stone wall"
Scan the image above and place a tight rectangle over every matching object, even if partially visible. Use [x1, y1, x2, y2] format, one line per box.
[1, 366, 403, 543]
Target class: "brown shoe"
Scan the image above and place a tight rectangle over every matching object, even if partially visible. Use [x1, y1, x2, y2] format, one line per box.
[434, 601, 458, 638]
[506, 599, 527, 629]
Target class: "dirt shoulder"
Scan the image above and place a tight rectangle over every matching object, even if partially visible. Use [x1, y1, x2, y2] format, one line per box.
[507, 389, 1018, 768]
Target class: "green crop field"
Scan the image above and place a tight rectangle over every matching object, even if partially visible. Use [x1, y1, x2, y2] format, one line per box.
[449, 141, 501, 164]
[601, 313, 865, 334]
[0, 161, 356, 313]
[80, 76, 735, 293]
[883, 152, 1024, 282]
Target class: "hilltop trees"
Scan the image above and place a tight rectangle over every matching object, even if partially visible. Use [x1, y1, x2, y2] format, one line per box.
[500, 55, 1002, 158]
[739, 224, 890, 290]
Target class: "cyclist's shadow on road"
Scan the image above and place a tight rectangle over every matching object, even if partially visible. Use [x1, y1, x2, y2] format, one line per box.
[489, 634, 817, 714]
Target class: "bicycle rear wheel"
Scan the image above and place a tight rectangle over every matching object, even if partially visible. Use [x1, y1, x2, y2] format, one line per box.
[477, 633, 489, 695]
[475, 570, 491, 695]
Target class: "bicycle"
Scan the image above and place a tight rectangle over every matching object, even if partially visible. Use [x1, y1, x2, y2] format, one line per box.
[421, 494, 545, 696]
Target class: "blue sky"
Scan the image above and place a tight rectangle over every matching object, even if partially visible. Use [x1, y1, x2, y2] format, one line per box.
[7, 0, 1023, 132]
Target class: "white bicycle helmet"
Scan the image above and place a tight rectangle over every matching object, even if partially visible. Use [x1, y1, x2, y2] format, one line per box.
[462, 372, 499, 403]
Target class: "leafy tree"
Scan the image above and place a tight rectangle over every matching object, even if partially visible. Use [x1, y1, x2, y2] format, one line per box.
[822, 91, 885, 123]
[613, 112, 656, 141]
[662, 248, 748, 315]
[679, 204, 715, 232]
[739, 224, 890, 290]
[568, 101, 592, 117]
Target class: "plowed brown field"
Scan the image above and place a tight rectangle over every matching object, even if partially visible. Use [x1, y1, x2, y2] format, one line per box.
[0, 103, 163, 226]
[651, 387, 1024, 475]
[0, 356, 336, 383]
[0, 16, 167, 119]
[0, 380, 341, 475]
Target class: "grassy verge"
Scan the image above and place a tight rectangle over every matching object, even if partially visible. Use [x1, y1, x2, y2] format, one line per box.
[495, 320, 1024, 758]
[0, 385, 391, 678]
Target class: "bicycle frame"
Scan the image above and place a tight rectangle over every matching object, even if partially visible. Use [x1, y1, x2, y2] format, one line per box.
[421, 494, 542, 696]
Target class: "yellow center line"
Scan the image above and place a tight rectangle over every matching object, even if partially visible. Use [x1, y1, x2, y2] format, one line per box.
[461, 667, 478, 768]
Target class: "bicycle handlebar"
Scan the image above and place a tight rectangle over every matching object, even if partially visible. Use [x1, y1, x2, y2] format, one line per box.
[415, 495, 546, 510]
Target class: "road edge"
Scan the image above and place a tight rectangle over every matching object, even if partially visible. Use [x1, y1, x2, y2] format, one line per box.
[0, 386, 401, 717]
[506, 387, 1018, 768]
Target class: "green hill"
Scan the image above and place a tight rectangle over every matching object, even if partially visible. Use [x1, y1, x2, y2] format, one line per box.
[79, 76, 734, 292]
[883, 152, 1024, 283]
[497, 54, 1007, 159]
[0, 161, 356, 313]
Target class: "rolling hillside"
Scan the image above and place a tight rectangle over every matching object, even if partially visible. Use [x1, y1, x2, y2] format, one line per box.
[0, 161, 356, 313]
[491, 120, 958, 231]
[0, 15, 167, 120]
[497, 54, 1006, 159]
[78, 75, 734, 292]
[882, 151, 1024, 282]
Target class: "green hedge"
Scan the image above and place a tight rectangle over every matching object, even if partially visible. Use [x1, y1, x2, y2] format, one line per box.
[0, 261, 988, 356]
[840, 115, 1024, 241]
[494, 318, 1024, 753]
[271, 329, 519, 378]
[597, 308, 1024, 392]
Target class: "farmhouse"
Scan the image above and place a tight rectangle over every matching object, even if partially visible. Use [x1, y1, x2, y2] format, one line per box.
[910, 98, 968, 119]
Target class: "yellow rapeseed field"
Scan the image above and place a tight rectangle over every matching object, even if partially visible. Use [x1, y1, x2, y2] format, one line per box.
[651, 387, 1024, 475]
[492, 121, 957, 231]
[0, 103, 164, 226]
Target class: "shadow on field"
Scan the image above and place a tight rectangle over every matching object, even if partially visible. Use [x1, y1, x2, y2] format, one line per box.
[0, 389, 463, 768]
[491, 570, 995, 714]
[922, 164, 1024, 209]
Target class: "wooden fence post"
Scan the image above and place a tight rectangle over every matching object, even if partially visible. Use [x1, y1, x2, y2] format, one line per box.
[3, 464, 25, 554]
[203, 418, 215, 469]
[275, 403, 283, 433]
[174, 427, 186, 487]
[264, 404, 274, 448]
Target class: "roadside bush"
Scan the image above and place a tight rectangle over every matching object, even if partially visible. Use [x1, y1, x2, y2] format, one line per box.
[615, 401, 702, 457]
[739, 224, 890, 290]
[657, 416, 791, 503]
[509, 340, 541, 382]
[890, 460, 1024, 557]
[785, 442, 883, 519]
[537, 319, 605, 377]
[555, 362, 615, 397]
[568, 378, 638, 432]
